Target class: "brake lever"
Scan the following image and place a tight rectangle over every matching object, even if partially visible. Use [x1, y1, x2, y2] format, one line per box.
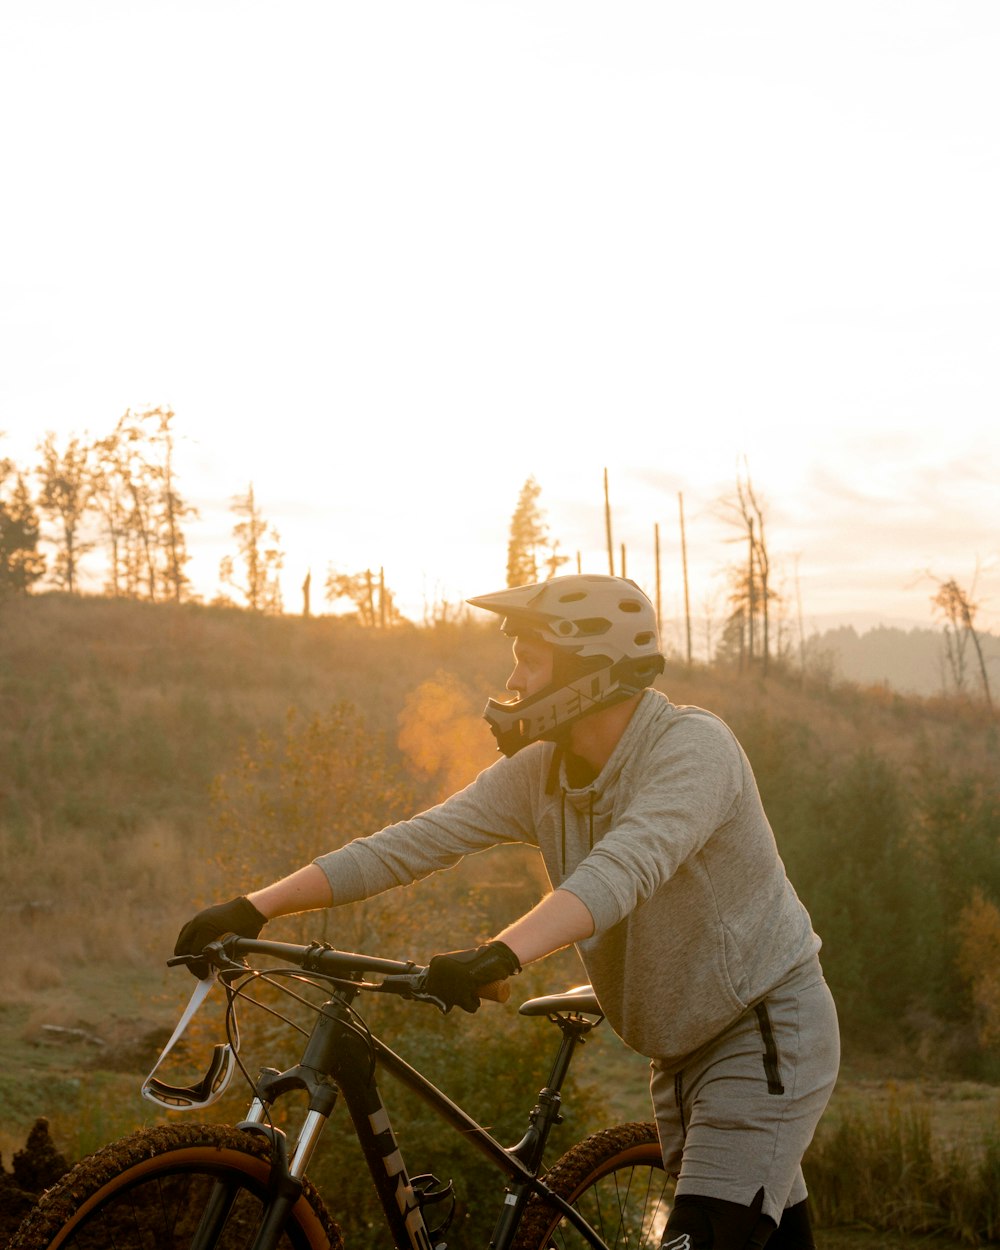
[378, 972, 450, 1013]
[166, 937, 249, 979]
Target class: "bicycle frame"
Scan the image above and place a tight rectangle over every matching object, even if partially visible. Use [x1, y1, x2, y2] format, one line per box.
[174, 941, 611, 1250]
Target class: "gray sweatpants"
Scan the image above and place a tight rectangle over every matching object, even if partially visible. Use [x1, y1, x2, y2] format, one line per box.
[649, 957, 840, 1226]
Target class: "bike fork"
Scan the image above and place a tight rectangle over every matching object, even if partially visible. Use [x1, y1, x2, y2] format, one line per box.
[185, 1092, 334, 1250]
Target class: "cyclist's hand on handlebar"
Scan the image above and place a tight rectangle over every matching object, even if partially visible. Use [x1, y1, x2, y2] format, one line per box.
[173, 896, 267, 978]
[423, 941, 520, 1013]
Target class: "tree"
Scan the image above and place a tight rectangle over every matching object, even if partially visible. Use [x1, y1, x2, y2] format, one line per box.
[325, 566, 404, 627]
[0, 459, 46, 594]
[219, 483, 283, 612]
[150, 407, 196, 603]
[91, 408, 197, 602]
[719, 462, 777, 674]
[931, 575, 994, 711]
[36, 432, 95, 593]
[505, 476, 566, 587]
[89, 429, 133, 597]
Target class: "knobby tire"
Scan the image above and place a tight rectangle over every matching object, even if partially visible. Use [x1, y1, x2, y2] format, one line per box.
[9, 1123, 341, 1250]
[512, 1121, 672, 1250]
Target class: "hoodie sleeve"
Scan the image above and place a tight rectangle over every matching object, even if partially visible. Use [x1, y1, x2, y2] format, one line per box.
[312, 747, 544, 905]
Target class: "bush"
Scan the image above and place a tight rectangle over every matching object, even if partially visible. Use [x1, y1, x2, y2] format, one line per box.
[806, 1097, 1000, 1244]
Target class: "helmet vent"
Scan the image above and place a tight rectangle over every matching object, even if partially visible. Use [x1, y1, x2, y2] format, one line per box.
[559, 592, 587, 603]
[575, 617, 612, 636]
[620, 600, 642, 614]
[635, 631, 656, 646]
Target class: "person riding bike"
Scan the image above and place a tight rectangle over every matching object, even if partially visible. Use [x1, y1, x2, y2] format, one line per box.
[176, 573, 839, 1249]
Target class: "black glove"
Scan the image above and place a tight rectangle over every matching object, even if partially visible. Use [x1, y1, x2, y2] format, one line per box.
[173, 896, 267, 978]
[423, 941, 521, 1014]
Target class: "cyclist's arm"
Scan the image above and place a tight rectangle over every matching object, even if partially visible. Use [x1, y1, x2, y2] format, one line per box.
[248, 864, 333, 919]
[494, 888, 595, 966]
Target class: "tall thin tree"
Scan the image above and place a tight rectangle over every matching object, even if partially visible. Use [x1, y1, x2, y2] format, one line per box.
[679, 491, 692, 666]
[931, 575, 994, 712]
[36, 432, 95, 593]
[603, 468, 614, 575]
[219, 483, 284, 612]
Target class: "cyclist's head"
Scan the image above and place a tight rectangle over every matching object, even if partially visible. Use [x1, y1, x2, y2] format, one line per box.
[466, 574, 664, 756]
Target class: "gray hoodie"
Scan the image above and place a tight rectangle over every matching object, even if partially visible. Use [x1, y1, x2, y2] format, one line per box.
[314, 689, 820, 1069]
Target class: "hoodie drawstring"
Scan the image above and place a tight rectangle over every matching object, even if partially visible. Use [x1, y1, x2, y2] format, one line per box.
[560, 790, 566, 877]
[559, 786, 596, 877]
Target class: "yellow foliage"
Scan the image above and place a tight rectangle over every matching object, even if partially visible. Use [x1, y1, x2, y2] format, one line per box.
[956, 888, 1000, 1048]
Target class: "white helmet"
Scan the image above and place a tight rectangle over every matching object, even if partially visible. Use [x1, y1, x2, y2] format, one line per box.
[467, 574, 664, 756]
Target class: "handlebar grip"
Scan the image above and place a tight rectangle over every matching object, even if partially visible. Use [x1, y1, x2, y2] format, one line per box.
[478, 979, 511, 1004]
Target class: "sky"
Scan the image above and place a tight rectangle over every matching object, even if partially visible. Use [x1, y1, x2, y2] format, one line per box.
[1, 1, 998, 647]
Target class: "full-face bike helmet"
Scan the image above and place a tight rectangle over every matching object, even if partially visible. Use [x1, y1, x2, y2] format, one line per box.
[467, 574, 664, 756]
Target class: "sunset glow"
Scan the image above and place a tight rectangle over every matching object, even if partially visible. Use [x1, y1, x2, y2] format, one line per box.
[2, 3, 997, 634]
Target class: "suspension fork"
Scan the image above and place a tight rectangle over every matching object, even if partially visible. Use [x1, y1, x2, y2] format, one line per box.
[216, 995, 356, 1250]
[227, 988, 437, 1250]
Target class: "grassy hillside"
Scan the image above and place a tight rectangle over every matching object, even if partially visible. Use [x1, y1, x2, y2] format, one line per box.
[2, 592, 999, 1242]
[2, 590, 996, 1010]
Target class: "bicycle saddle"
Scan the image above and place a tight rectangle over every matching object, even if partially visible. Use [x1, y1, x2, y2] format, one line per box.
[518, 985, 602, 1017]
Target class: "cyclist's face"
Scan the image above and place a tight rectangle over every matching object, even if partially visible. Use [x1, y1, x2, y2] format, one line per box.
[507, 635, 555, 701]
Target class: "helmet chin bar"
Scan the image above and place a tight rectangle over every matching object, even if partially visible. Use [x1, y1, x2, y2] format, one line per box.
[483, 657, 659, 757]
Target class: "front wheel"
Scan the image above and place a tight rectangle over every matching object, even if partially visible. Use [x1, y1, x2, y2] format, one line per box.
[10, 1123, 341, 1250]
[513, 1121, 673, 1250]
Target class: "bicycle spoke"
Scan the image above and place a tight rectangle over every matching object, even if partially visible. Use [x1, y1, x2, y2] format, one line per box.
[570, 1163, 671, 1250]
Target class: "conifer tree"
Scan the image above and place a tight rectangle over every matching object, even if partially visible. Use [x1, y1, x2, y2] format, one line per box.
[505, 476, 566, 587]
[0, 460, 46, 593]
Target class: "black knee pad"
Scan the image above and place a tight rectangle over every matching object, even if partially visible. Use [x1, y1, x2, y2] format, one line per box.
[662, 1189, 776, 1250]
[766, 1199, 815, 1250]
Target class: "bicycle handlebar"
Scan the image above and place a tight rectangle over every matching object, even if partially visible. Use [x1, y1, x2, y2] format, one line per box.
[169, 935, 512, 1006]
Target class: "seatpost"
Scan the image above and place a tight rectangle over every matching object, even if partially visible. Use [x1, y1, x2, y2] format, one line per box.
[490, 1017, 594, 1250]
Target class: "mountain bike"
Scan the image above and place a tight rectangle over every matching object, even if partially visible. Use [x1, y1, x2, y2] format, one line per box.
[11, 935, 672, 1250]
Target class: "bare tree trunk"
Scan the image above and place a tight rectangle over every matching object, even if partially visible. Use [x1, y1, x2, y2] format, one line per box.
[965, 611, 994, 712]
[654, 522, 662, 639]
[126, 479, 157, 602]
[160, 417, 183, 603]
[365, 569, 376, 627]
[604, 468, 614, 575]
[679, 492, 692, 666]
[302, 570, 311, 618]
[795, 555, 806, 685]
[747, 519, 756, 665]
